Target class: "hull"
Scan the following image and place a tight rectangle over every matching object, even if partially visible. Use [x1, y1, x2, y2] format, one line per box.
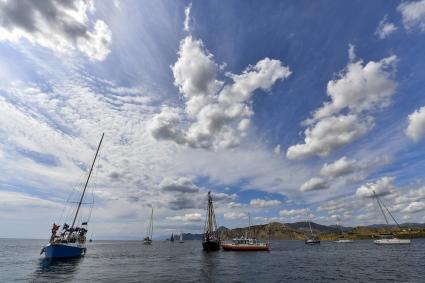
[374, 239, 411, 245]
[305, 240, 320, 245]
[42, 243, 86, 258]
[221, 243, 269, 251]
[335, 240, 353, 243]
[202, 240, 220, 251]
[143, 240, 152, 245]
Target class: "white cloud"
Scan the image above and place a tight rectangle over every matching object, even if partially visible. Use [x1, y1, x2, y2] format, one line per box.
[403, 201, 425, 214]
[398, 0, 425, 31]
[151, 35, 291, 149]
[159, 177, 200, 193]
[287, 114, 372, 159]
[279, 208, 309, 218]
[375, 15, 397, 39]
[287, 46, 397, 159]
[0, 0, 111, 61]
[249, 198, 281, 208]
[224, 212, 248, 220]
[300, 177, 328, 192]
[320, 156, 356, 178]
[184, 3, 192, 32]
[406, 106, 425, 142]
[166, 212, 203, 222]
[355, 176, 395, 198]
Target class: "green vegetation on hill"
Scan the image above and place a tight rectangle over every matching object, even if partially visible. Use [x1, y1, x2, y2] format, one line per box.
[218, 222, 425, 241]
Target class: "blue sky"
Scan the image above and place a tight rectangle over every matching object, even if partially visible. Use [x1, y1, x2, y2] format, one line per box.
[1, 0, 425, 239]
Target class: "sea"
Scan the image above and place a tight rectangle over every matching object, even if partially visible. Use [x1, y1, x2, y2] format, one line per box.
[1, 238, 425, 282]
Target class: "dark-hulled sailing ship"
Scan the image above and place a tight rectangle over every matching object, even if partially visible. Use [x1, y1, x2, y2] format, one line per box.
[202, 191, 220, 251]
[40, 133, 104, 258]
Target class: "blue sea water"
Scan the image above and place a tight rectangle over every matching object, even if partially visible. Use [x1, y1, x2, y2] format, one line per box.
[1, 238, 425, 282]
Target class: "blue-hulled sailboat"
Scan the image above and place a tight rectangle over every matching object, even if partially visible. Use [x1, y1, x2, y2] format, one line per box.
[41, 133, 104, 258]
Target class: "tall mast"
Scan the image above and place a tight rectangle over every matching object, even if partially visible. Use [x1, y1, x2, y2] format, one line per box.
[70, 133, 104, 230]
[373, 191, 389, 225]
[308, 219, 314, 236]
[150, 207, 154, 238]
[208, 192, 213, 233]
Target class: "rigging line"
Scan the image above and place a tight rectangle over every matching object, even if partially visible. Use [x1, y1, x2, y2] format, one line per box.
[373, 191, 389, 225]
[380, 198, 401, 228]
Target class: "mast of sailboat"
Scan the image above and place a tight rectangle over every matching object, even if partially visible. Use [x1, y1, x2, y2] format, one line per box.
[373, 190, 400, 228]
[248, 213, 251, 238]
[149, 207, 153, 239]
[308, 219, 314, 237]
[70, 133, 104, 230]
[207, 191, 215, 233]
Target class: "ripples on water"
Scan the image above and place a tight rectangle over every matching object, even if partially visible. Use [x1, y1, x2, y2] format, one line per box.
[1, 239, 425, 282]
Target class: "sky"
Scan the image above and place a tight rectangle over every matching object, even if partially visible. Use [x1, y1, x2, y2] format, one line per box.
[1, 0, 425, 240]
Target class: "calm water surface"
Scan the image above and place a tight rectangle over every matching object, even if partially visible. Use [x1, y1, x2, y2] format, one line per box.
[1, 239, 424, 282]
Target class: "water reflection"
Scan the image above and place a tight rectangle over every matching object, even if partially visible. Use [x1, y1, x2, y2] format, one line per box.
[200, 250, 219, 282]
[33, 257, 83, 282]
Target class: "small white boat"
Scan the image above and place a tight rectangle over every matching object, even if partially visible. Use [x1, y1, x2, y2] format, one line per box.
[179, 233, 184, 243]
[374, 234, 411, 245]
[335, 238, 353, 243]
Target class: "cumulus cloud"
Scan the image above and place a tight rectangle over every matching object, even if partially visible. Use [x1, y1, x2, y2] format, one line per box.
[355, 176, 395, 198]
[287, 114, 372, 159]
[159, 177, 200, 193]
[0, 0, 111, 61]
[279, 208, 309, 218]
[320, 156, 356, 178]
[250, 198, 281, 208]
[398, 0, 425, 31]
[274, 144, 281, 156]
[287, 46, 397, 159]
[166, 212, 202, 222]
[300, 177, 328, 192]
[375, 15, 397, 39]
[151, 35, 291, 149]
[224, 212, 248, 220]
[406, 106, 425, 142]
[403, 201, 425, 214]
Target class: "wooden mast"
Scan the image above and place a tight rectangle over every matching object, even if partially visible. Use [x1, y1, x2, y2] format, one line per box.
[70, 133, 104, 230]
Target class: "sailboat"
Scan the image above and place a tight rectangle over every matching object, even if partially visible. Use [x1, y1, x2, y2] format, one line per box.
[372, 191, 410, 245]
[202, 191, 220, 251]
[170, 233, 175, 242]
[179, 233, 184, 243]
[40, 133, 104, 258]
[143, 207, 154, 245]
[89, 233, 93, 243]
[305, 219, 320, 245]
[221, 213, 270, 251]
[334, 220, 353, 243]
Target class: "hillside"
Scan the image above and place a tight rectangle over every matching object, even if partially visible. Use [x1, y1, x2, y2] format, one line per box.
[179, 221, 425, 241]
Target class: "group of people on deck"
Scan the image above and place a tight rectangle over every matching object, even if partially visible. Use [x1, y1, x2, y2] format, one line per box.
[50, 222, 88, 244]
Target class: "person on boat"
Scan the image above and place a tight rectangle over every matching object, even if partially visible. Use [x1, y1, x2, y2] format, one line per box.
[50, 223, 60, 242]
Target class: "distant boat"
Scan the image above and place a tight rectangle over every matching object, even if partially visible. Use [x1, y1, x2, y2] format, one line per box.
[170, 233, 175, 242]
[202, 192, 220, 251]
[179, 233, 184, 243]
[143, 207, 154, 245]
[305, 219, 320, 245]
[89, 233, 93, 243]
[334, 220, 353, 243]
[40, 133, 104, 258]
[372, 191, 411, 245]
[221, 214, 270, 251]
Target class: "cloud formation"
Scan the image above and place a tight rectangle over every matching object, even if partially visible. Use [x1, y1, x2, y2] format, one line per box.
[398, 0, 425, 31]
[320, 156, 356, 178]
[375, 15, 397, 39]
[300, 177, 328, 192]
[183, 3, 192, 32]
[0, 0, 111, 61]
[250, 198, 281, 208]
[355, 176, 395, 198]
[406, 105, 425, 142]
[287, 46, 397, 159]
[151, 35, 291, 149]
[279, 208, 309, 218]
[159, 177, 200, 193]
